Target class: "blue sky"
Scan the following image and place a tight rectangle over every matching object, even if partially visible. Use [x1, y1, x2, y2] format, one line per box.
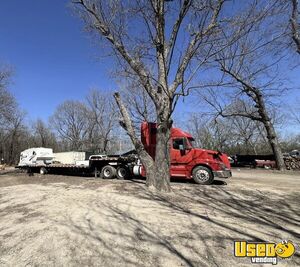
[0, 0, 299, 134]
[0, 0, 115, 122]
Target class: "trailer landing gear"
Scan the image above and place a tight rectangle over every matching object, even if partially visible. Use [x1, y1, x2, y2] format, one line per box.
[94, 167, 101, 178]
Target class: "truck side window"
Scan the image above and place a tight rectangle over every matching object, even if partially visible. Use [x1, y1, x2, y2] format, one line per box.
[173, 138, 184, 150]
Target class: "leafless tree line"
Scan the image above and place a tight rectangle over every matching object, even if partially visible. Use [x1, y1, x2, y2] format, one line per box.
[186, 111, 300, 156]
[0, 68, 131, 164]
[0, 62, 299, 166]
[0, 66, 27, 164]
[49, 90, 124, 152]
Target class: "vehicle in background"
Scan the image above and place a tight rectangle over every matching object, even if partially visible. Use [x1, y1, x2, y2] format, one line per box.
[231, 154, 276, 168]
[16, 122, 232, 185]
[231, 150, 300, 170]
[290, 150, 300, 158]
[254, 159, 277, 169]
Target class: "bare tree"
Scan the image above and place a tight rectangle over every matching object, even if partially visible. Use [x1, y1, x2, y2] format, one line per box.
[122, 84, 156, 126]
[0, 66, 16, 126]
[228, 115, 266, 155]
[187, 114, 230, 151]
[203, 90, 287, 169]
[73, 0, 231, 191]
[197, 1, 293, 170]
[32, 119, 58, 149]
[85, 90, 118, 153]
[187, 111, 268, 155]
[50, 101, 89, 150]
[0, 65, 28, 164]
[290, 98, 300, 124]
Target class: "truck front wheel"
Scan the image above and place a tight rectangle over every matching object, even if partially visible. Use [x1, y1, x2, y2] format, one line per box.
[101, 165, 116, 179]
[192, 166, 214, 185]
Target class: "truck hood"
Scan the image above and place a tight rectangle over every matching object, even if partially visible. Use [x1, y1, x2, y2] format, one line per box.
[192, 148, 231, 169]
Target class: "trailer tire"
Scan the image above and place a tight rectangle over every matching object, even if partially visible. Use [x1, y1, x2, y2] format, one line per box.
[101, 165, 116, 179]
[192, 166, 213, 185]
[40, 167, 47, 175]
[116, 166, 128, 180]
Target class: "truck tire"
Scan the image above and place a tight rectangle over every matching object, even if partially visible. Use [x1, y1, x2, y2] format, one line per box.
[40, 167, 47, 175]
[101, 165, 116, 179]
[192, 166, 214, 185]
[116, 166, 128, 180]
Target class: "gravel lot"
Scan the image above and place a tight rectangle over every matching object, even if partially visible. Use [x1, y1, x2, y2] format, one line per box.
[0, 168, 299, 267]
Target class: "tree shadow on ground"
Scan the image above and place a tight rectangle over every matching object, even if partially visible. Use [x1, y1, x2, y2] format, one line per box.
[1, 178, 299, 267]
[56, 182, 300, 267]
[128, 176, 227, 186]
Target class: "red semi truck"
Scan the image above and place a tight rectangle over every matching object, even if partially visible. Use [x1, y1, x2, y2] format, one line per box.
[17, 122, 231, 184]
[133, 122, 231, 184]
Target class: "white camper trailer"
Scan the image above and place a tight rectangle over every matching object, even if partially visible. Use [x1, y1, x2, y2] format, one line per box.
[18, 148, 54, 166]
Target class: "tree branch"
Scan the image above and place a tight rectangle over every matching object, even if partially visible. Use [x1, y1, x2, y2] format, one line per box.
[73, 0, 158, 101]
[166, 0, 192, 74]
[170, 0, 225, 94]
[113, 92, 154, 167]
[291, 0, 300, 54]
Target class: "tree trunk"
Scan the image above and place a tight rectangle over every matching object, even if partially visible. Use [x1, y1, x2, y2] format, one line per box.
[146, 120, 171, 192]
[8, 131, 16, 165]
[255, 93, 286, 170]
[262, 120, 286, 170]
[114, 92, 172, 191]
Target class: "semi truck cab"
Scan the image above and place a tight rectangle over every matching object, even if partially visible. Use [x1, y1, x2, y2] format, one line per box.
[141, 122, 232, 184]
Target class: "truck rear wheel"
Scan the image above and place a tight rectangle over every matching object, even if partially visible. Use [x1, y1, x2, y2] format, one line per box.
[192, 166, 213, 185]
[116, 166, 128, 180]
[101, 165, 116, 179]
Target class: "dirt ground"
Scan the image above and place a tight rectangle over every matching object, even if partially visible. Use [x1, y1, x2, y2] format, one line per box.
[0, 168, 299, 267]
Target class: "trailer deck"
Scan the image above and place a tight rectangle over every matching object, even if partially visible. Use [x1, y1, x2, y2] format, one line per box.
[16, 154, 138, 178]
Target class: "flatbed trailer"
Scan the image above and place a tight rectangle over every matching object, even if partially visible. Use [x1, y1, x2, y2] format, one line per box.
[17, 154, 138, 179]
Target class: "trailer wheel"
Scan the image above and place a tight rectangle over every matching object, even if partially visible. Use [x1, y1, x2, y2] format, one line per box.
[192, 166, 213, 185]
[116, 166, 128, 180]
[40, 167, 47, 175]
[101, 165, 116, 179]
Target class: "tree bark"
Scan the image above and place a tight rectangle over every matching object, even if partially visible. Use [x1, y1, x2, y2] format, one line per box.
[113, 92, 160, 187]
[263, 120, 286, 170]
[146, 119, 171, 192]
[291, 0, 300, 54]
[254, 91, 286, 170]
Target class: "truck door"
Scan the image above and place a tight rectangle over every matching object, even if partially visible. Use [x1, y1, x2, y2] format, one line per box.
[170, 138, 192, 177]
